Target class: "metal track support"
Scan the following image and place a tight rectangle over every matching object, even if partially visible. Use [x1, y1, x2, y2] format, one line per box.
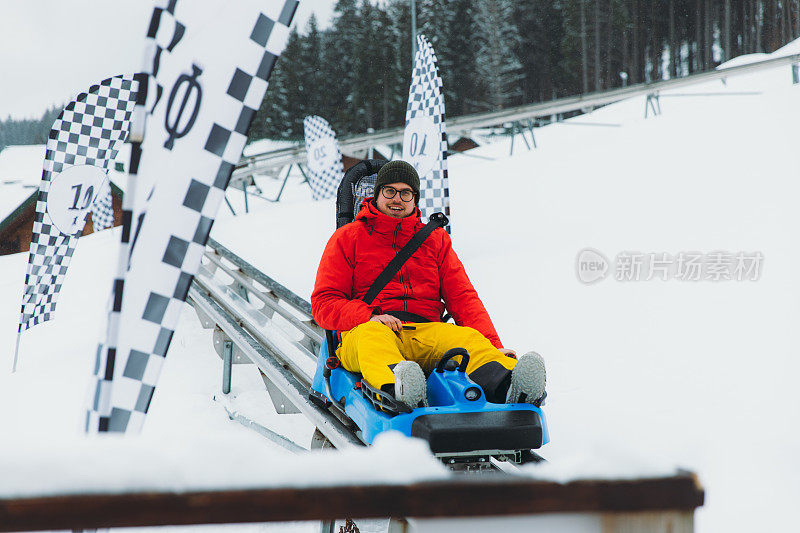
[645, 92, 662, 118]
[188, 284, 362, 450]
[275, 164, 293, 202]
[221, 403, 305, 452]
[509, 121, 532, 156]
[527, 119, 537, 149]
[296, 163, 309, 184]
[224, 196, 237, 215]
[222, 340, 233, 395]
[260, 371, 301, 414]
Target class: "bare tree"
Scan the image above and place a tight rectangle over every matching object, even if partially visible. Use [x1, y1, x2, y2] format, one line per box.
[695, 0, 703, 70]
[581, 0, 589, 92]
[632, 0, 640, 82]
[724, 0, 731, 61]
[622, 2, 630, 81]
[667, 0, 675, 77]
[606, 0, 615, 86]
[796, 0, 800, 39]
[755, 0, 763, 53]
[704, 0, 712, 68]
[594, 0, 601, 90]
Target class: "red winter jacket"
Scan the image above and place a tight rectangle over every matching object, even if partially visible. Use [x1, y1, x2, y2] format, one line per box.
[311, 199, 503, 349]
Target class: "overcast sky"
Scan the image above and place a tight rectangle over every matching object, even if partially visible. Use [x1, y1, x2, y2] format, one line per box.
[0, 0, 336, 120]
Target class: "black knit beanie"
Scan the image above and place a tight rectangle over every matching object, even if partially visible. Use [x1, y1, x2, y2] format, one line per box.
[374, 160, 420, 204]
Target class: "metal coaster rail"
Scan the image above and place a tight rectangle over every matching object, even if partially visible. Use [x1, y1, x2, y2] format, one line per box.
[189, 237, 361, 450]
[233, 52, 800, 184]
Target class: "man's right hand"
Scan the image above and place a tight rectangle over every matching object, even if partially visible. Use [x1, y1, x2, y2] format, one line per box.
[370, 313, 403, 333]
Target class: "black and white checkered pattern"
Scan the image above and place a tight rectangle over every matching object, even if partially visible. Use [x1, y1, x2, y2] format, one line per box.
[403, 35, 450, 231]
[87, 0, 298, 434]
[353, 173, 377, 214]
[91, 180, 114, 231]
[17, 75, 136, 333]
[303, 115, 344, 200]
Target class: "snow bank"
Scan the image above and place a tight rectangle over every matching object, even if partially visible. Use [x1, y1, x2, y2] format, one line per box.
[520, 440, 681, 483]
[0, 431, 446, 499]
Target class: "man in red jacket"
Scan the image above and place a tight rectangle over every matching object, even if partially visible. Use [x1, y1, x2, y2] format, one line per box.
[311, 160, 545, 409]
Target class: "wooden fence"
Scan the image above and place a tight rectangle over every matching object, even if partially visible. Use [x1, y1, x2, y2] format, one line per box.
[0, 473, 704, 532]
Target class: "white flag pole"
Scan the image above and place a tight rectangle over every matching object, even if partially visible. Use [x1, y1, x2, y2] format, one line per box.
[12, 331, 21, 373]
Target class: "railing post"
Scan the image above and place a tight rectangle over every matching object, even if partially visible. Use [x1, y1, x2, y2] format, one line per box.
[275, 164, 293, 202]
[224, 196, 236, 215]
[519, 121, 532, 151]
[527, 119, 537, 149]
[296, 163, 309, 184]
[644, 92, 662, 118]
[222, 340, 233, 394]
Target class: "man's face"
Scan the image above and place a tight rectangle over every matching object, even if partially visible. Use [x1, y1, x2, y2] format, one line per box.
[375, 182, 416, 219]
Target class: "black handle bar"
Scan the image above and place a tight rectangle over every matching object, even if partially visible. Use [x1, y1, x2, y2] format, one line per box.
[435, 347, 470, 373]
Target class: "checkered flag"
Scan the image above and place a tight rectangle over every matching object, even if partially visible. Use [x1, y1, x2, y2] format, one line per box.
[16, 75, 136, 337]
[303, 115, 344, 200]
[86, 0, 298, 434]
[403, 34, 450, 232]
[91, 180, 115, 231]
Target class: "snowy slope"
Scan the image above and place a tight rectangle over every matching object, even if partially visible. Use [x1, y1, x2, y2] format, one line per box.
[213, 51, 800, 531]
[1, 47, 799, 533]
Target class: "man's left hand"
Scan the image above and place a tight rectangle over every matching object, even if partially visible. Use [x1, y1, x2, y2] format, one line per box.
[499, 348, 516, 358]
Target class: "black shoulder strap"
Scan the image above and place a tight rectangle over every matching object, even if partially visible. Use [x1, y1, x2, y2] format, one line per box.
[362, 212, 449, 306]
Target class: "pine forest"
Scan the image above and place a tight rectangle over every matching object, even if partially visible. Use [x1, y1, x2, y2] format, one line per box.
[2, 0, 800, 149]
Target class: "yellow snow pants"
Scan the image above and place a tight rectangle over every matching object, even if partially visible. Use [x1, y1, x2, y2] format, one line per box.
[337, 321, 517, 403]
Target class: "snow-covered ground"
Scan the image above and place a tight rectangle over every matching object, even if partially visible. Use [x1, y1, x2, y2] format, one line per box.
[3, 42, 800, 532]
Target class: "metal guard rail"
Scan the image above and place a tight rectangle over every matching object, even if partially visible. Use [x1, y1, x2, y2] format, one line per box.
[187, 280, 359, 450]
[206, 237, 315, 319]
[234, 52, 800, 177]
[188, 238, 359, 450]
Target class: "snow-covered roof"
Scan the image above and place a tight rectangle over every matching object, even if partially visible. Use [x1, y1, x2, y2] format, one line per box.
[0, 145, 46, 223]
[0, 143, 129, 224]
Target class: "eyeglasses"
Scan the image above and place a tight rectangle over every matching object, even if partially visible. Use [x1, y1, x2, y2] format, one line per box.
[381, 186, 415, 202]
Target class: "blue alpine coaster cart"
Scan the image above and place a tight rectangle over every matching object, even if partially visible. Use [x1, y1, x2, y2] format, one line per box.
[308, 160, 549, 469]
